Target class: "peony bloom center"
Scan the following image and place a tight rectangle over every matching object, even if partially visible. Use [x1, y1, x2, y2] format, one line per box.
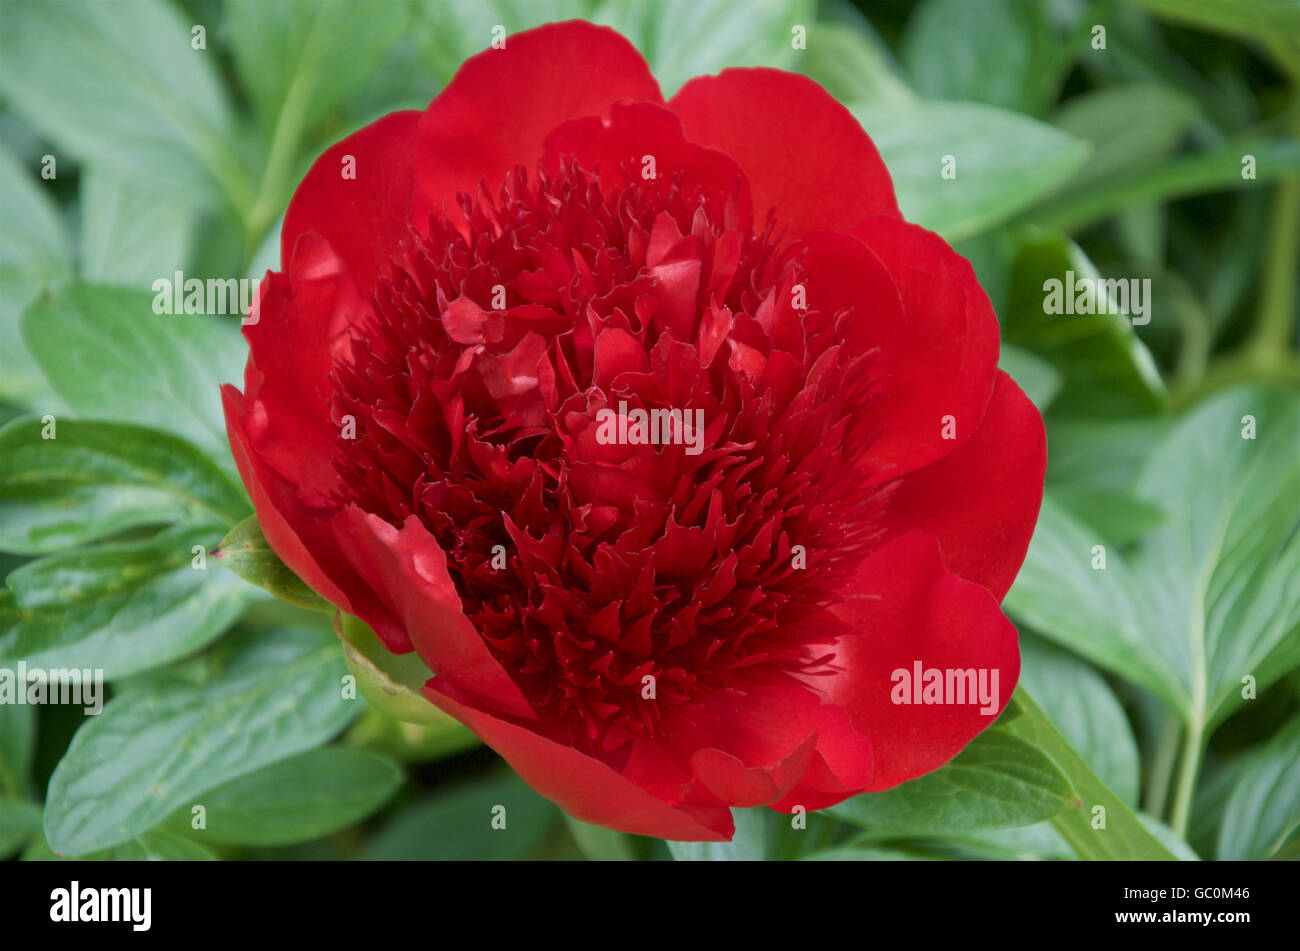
[328, 152, 890, 754]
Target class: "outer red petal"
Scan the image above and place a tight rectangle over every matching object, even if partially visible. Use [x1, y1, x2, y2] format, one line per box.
[422, 678, 734, 841]
[686, 741, 816, 809]
[332, 509, 534, 719]
[229, 231, 420, 652]
[674, 682, 874, 810]
[241, 234, 364, 505]
[819, 532, 1021, 792]
[412, 21, 663, 229]
[849, 216, 1001, 479]
[879, 371, 1046, 601]
[668, 68, 899, 239]
[280, 109, 421, 300]
[221, 385, 410, 651]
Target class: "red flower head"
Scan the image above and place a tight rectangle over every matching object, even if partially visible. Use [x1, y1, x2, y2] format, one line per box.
[222, 21, 1046, 841]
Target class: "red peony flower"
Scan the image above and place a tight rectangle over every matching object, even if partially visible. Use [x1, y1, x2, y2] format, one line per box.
[222, 21, 1046, 841]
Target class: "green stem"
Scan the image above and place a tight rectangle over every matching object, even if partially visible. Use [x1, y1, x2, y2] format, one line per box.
[1143, 714, 1180, 818]
[1247, 169, 1300, 366]
[1022, 134, 1300, 235]
[1169, 349, 1300, 409]
[1171, 293, 1212, 390]
[240, 13, 330, 260]
[0, 762, 21, 800]
[1167, 96, 1300, 408]
[1168, 720, 1205, 838]
[243, 80, 310, 257]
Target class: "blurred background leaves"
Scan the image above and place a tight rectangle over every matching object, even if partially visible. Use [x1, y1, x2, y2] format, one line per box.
[0, 0, 1297, 861]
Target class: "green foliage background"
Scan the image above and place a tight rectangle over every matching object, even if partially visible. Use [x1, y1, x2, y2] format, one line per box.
[0, 0, 1297, 861]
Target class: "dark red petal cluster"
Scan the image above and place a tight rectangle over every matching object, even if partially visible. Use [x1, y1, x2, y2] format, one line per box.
[222, 21, 1046, 841]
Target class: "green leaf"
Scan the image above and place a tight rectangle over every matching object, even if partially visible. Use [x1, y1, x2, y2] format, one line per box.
[0, 146, 67, 284]
[1024, 389, 1300, 730]
[763, 808, 844, 860]
[1025, 136, 1300, 235]
[335, 612, 470, 729]
[79, 168, 196, 287]
[1217, 718, 1300, 859]
[0, 799, 41, 857]
[1052, 84, 1199, 190]
[1132, 386, 1300, 729]
[1140, 814, 1202, 861]
[0, 143, 70, 408]
[935, 821, 1075, 861]
[20, 283, 247, 475]
[0, 0, 248, 208]
[1190, 750, 1258, 858]
[563, 813, 636, 861]
[800, 845, 931, 861]
[851, 102, 1089, 243]
[43, 625, 358, 856]
[361, 770, 562, 860]
[0, 417, 249, 555]
[798, 20, 913, 106]
[1000, 232, 1166, 415]
[668, 807, 767, 860]
[106, 830, 219, 861]
[0, 523, 248, 680]
[998, 343, 1063, 411]
[1046, 415, 1177, 494]
[1050, 485, 1168, 547]
[226, 0, 412, 237]
[229, 0, 411, 136]
[413, 0, 593, 82]
[1019, 636, 1141, 806]
[1121, 0, 1300, 43]
[1004, 688, 1179, 860]
[1045, 413, 1180, 537]
[412, 0, 813, 97]
[344, 707, 482, 763]
[25, 827, 217, 861]
[901, 0, 1073, 115]
[829, 725, 1079, 835]
[161, 747, 402, 847]
[1005, 493, 1185, 711]
[0, 702, 35, 800]
[595, 0, 814, 97]
[214, 516, 329, 613]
